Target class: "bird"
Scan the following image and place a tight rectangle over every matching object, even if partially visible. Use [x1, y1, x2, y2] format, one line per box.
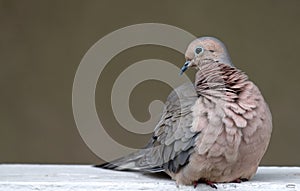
[96, 37, 273, 188]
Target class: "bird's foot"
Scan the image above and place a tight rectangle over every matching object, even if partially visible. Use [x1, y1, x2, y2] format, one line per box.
[231, 178, 249, 183]
[193, 179, 217, 189]
[193, 181, 197, 188]
[205, 181, 218, 189]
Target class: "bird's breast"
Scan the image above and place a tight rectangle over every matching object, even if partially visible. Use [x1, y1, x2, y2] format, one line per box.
[190, 80, 272, 168]
[174, 81, 272, 183]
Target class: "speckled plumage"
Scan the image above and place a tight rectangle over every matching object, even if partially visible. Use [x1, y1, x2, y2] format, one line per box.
[97, 37, 272, 186]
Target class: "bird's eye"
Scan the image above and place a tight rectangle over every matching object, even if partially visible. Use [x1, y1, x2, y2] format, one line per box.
[194, 46, 204, 55]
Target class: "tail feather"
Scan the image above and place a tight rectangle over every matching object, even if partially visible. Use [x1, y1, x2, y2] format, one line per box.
[95, 161, 140, 171]
[94, 162, 119, 169]
[94, 150, 164, 172]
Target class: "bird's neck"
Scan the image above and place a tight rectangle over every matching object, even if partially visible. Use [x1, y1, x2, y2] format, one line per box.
[195, 62, 248, 102]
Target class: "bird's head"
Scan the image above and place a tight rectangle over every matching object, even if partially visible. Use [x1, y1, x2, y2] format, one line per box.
[180, 37, 233, 74]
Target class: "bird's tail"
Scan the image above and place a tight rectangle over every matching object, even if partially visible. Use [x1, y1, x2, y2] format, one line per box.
[94, 151, 142, 171]
[94, 149, 163, 172]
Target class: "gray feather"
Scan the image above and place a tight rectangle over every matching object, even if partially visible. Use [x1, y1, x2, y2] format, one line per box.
[96, 83, 199, 174]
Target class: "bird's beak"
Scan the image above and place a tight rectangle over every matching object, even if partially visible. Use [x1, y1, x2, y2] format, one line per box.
[180, 61, 191, 75]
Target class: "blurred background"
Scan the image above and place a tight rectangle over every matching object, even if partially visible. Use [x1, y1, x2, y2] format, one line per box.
[1, 0, 300, 165]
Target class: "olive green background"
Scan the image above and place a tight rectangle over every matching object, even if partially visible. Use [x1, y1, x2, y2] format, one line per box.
[1, 0, 299, 165]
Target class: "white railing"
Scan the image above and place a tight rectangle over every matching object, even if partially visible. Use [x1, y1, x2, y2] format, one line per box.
[0, 164, 299, 191]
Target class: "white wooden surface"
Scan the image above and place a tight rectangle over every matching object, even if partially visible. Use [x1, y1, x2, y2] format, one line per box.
[0, 165, 299, 191]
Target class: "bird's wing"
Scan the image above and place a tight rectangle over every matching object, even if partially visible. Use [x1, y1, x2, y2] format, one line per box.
[97, 82, 200, 173]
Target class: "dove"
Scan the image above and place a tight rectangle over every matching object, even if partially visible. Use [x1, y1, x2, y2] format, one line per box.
[96, 37, 272, 187]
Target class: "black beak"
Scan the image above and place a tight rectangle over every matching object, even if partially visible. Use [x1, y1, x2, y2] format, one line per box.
[180, 61, 190, 75]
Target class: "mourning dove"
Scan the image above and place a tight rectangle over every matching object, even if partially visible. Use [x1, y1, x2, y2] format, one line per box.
[96, 37, 272, 187]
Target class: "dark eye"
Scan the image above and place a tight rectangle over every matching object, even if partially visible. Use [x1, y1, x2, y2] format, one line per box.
[194, 46, 204, 55]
